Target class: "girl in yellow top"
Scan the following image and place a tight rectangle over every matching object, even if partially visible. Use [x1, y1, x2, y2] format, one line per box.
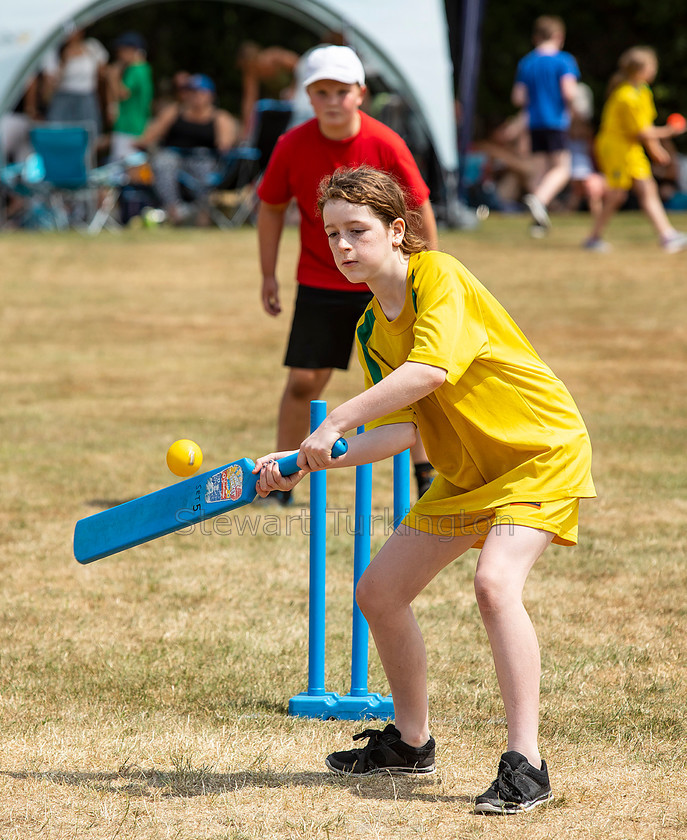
[255, 165, 595, 814]
[584, 46, 687, 253]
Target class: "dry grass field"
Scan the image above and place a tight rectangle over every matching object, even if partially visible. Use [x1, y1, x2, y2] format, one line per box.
[1, 213, 685, 839]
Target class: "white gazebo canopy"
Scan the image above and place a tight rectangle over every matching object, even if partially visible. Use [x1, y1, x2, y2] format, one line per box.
[0, 0, 458, 174]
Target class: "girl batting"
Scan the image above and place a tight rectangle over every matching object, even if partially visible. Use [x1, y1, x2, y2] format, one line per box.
[255, 165, 595, 814]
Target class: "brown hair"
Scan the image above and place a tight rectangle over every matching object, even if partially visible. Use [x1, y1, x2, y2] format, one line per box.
[607, 46, 657, 96]
[317, 165, 427, 256]
[532, 16, 565, 44]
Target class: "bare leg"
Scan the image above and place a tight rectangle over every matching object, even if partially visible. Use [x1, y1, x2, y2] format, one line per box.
[356, 526, 477, 746]
[276, 367, 332, 450]
[527, 152, 549, 195]
[151, 148, 183, 215]
[473, 525, 553, 769]
[585, 172, 606, 220]
[410, 438, 429, 465]
[531, 150, 572, 207]
[587, 187, 627, 241]
[633, 177, 677, 240]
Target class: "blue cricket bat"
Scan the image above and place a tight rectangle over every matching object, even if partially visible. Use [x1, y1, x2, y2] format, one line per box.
[73, 440, 347, 564]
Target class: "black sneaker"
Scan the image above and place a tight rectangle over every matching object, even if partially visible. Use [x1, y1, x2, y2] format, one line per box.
[325, 724, 436, 776]
[474, 751, 553, 814]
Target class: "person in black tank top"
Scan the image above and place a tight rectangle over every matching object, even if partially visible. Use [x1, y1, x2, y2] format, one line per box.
[138, 74, 237, 224]
[163, 114, 217, 149]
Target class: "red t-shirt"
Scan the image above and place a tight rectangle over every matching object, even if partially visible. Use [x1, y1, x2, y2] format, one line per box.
[257, 112, 430, 292]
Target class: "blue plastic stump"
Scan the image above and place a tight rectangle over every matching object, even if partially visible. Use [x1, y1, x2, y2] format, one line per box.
[393, 450, 412, 527]
[288, 407, 396, 720]
[350, 445, 372, 696]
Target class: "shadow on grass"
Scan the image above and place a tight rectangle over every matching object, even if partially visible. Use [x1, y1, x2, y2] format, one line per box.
[1, 766, 469, 803]
[86, 498, 135, 509]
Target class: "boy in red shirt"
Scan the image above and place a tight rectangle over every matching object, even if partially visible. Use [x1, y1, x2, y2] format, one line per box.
[257, 45, 438, 504]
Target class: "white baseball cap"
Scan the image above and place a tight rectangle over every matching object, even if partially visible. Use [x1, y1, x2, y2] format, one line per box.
[302, 45, 366, 88]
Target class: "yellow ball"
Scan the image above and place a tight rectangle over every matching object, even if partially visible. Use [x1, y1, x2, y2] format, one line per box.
[166, 439, 203, 477]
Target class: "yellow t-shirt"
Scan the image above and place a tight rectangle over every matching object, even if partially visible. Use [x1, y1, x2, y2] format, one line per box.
[595, 82, 656, 187]
[356, 250, 596, 515]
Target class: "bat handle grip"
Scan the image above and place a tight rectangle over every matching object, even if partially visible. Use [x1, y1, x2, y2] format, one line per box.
[275, 437, 348, 477]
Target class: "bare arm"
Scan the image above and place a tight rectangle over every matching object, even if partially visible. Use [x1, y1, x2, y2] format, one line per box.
[417, 199, 439, 250]
[298, 360, 446, 471]
[638, 122, 686, 165]
[511, 81, 528, 109]
[253, 422, 417, 495]
[43, 74, 59, 102]
[642, 136, 671, 166]
[137, 104, 179, 147]
[473, 138, 532, 177]
[253, 360, 444, 492]
[560, 74, 578, 107]
[106, 62, 130, 101]
[639, 123, 686, 142]
[257, 200, 288, 315]
[215, 110, 238, 153]
[105, 62, 126, 126]
[240, 69, 260, 140]
[23, 76, 39, 119]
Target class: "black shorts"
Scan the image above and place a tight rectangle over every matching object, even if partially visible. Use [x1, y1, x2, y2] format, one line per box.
[530, 129, 570, 154]
[284, 284, 373, 370]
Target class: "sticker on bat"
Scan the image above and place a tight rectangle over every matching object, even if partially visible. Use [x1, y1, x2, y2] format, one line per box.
[206, 463, 244, 503]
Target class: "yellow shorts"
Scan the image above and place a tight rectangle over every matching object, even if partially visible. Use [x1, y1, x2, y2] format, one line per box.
[403, 498, 580, 548]
[595, 136, 652, 190]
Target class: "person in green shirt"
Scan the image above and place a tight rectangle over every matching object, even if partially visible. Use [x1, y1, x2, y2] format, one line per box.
[107, 31, 153, 161]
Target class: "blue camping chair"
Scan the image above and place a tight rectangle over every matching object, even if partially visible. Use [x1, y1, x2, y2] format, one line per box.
[175, 145, 262, 228]
[31, 124, 92, 187]
[1, 124, 146, 232]
[1, 147, 148, 232]
[174, 99, 293, 228]
[14, 124, 142, 232]
[27, 124, 98, 229]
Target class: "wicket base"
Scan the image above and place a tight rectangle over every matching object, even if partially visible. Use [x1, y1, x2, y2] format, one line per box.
[288, 691, 395, 721]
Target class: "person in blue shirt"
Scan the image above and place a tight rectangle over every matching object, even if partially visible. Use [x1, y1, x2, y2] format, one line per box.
[512, 16, 579, 236]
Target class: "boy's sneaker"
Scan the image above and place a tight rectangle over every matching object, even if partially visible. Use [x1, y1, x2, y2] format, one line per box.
[662, 232, 687, 253]
[474, 751, 553, 815]
[523, 194, 551, 229]
[325, 724, 436, 776]
[529, 222, 549, 239]
[582, 237, 612, 253]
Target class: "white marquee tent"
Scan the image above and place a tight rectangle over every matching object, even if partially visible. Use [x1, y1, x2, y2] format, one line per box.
[0, 0, 458, 179]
